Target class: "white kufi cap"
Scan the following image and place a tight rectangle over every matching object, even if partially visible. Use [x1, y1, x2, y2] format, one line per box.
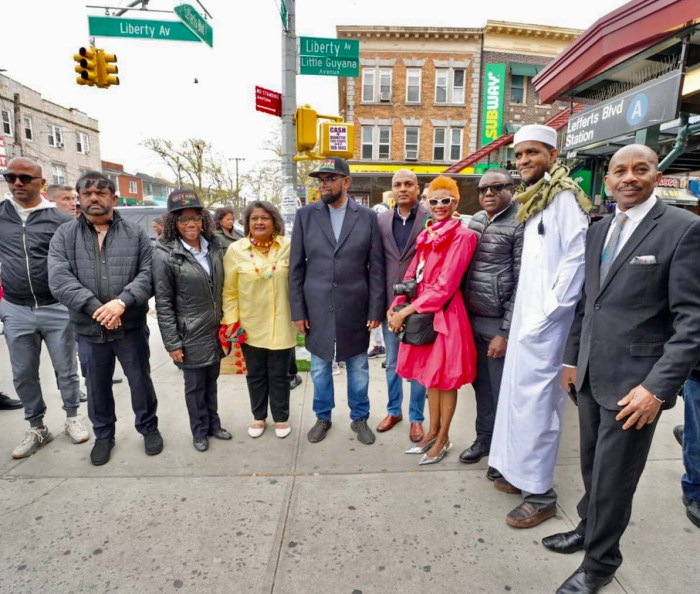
[513, 124, 557, 148]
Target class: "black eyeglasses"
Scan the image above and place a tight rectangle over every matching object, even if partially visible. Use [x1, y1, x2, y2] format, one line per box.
[177, 214, 203, 224]
[315, 175, 343, 185]
[3, 173, 41, 184]
[477, 183, 513, 195]
[427, 197, 454, 207]
[77, 179, 111, 191]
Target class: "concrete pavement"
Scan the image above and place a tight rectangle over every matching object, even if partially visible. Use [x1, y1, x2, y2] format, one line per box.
[0, 314, 696, 593]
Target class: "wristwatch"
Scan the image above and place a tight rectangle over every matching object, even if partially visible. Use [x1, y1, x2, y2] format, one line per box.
[116, 299, 126, 309]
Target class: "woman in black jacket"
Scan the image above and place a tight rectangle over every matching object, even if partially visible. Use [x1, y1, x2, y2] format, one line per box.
[152, 189, 232, 452]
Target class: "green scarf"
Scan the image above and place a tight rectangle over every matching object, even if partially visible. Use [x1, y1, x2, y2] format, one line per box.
[515, 162, 592, 223]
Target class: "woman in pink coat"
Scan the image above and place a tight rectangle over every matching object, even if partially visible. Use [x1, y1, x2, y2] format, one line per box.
[387, 175, 477, 465]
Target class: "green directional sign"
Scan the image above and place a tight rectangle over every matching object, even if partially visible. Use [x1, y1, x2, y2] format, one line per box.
[299, 36, 360, 77]
[88, 15, 200, 42]
[174, 4, 213, 48]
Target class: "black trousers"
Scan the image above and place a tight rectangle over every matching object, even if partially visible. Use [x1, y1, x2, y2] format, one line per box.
[78, 327, 159, 440]
[575, 375, 659, 576]
[183, 362, 221, 438]
[288, 355, 298, 379]
[241, 344, 293, 422]
[471, 316, 506, 445]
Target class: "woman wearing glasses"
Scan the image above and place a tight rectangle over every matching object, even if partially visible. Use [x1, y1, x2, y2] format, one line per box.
[152, 189, 232, 452]
[387, 175, 478, 465]
[222, 201, 296, 439]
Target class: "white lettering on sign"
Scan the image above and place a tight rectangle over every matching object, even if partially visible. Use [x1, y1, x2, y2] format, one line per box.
[484, 71, 502, 141]
[120, 22, 157, 37]
[328, 125, 348, 151]
[303, 38, 340, 57]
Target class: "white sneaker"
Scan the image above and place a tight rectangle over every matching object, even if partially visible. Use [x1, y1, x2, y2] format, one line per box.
[65, 417, 89, 444]
[12, 426, 54, 459]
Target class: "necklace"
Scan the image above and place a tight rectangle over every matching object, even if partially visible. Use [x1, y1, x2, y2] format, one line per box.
[248, 247, 277, 280]
[249, 234, 275, 248]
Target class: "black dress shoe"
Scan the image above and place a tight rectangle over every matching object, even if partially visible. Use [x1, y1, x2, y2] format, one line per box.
[542, 529, 585, 554]
[90, 438, 115, 466]
[486, 466, 502, 481]
[289, 375, 302, 390]
[144, 429, 164, 455]
[459, 440, 489, 464]
[193, 437, 209, 452]
[683, 495, 700, 528]
[556, 568, 614, 594]
[673, 425, 684, 447]
[0, 391, 23, 410]
[210, 428, 232, 440]
[307, 419, 332, 443]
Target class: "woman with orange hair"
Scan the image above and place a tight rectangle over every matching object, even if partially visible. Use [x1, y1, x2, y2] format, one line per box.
[387, 175, 478, 464]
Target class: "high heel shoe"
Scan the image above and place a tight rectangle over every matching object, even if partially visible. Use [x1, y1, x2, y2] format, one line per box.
[419, 442, 452, 465]
[405, 438, 436, 454]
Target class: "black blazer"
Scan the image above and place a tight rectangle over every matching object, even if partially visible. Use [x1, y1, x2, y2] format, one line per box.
[564, 199, 700, 409]
[288, 198, 385, 361]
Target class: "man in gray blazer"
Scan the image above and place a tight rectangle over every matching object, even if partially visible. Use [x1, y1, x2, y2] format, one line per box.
[289, 158, 385, 445]
[376, 169, 429, 442]
[545, 144, 700, 594]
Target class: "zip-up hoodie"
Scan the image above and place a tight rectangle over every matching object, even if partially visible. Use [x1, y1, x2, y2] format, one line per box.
[0, 198, 72, 307]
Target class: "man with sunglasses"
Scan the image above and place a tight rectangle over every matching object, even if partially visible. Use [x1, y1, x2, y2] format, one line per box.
[48, 171, 162, 466]
[0, 158, 87, 459]
[459, 169, 523, 477]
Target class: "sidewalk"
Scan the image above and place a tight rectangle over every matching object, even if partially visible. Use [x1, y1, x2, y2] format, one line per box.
[0, 315, 696, 593]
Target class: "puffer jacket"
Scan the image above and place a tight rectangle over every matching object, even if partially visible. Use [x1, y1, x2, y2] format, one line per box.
[48, 212, 153, 339]
[462, 201, 524, 335]
[152, 237, 225, 368]
[0, 200, 72, 307]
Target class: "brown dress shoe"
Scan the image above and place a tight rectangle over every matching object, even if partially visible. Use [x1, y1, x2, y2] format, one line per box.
[494, 477, 522, 495]
[409, 422, 424, 443]
[376, 414, 402, 432]
[506, 501, 556, 528]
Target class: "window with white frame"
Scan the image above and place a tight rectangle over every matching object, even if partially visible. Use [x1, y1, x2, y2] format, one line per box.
[48, 124, 64, 148]
[404, 127, 420, 160]
[361, 125, 391, 160]
[433, 127, 463, 162]
[361, 67, 393, 102]
[435, 68, 466, 104]
[76, 131, 90, 154]
[23, 116, 33, 140]
[405, 68, 422, 103]
[1, 110, 12, 135]
[129, 180, 138, 194]
[52, 163, 67, 185]
[511, 75, 526, 104]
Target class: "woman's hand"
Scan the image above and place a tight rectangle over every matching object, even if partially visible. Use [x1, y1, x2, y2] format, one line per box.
[387, 309, 405, 333]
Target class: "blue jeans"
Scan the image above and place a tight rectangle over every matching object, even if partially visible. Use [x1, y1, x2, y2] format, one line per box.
[310, 351, 370, 421]
[682, 379, 700, 501]
[382, 322, 426, 422]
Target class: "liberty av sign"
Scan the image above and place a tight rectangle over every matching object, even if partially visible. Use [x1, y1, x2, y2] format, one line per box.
[564, 70, 682, 150]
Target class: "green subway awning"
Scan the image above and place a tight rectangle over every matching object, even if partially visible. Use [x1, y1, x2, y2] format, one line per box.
[509, 63, 543, 77]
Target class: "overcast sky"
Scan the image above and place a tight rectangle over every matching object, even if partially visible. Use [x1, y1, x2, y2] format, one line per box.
[1, 0, 632, 180]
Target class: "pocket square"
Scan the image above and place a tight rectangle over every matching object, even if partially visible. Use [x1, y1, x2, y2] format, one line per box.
[630, 255, 657, 265]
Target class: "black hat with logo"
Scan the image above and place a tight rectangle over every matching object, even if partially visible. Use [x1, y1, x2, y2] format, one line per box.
[308, 157, 351, 178]
[167, 189, 203, 213]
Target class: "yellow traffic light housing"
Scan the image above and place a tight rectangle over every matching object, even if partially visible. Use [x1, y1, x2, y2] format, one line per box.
[320, 122, 354, 159]
[294, 105, 318, 152]
[74, 47, 98, 86]
[97, 51, 119, 88]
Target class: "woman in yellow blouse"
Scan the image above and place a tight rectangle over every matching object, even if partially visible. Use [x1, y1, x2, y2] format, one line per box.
[222, 201, 297, 439]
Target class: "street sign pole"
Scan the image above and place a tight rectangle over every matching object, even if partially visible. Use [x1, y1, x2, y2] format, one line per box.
[281, 0, 297, 235]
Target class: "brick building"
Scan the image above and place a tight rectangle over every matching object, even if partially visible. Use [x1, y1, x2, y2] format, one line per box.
[101, 160, 143, 205]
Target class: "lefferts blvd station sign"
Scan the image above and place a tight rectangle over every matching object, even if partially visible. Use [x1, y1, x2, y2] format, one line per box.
[564, 70, 683, 150]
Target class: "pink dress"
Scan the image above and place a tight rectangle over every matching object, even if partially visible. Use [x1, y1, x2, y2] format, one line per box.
[392, 219, 477, 390]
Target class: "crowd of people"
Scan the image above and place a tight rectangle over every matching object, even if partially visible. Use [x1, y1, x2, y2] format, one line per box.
[1, 122, 699, 593]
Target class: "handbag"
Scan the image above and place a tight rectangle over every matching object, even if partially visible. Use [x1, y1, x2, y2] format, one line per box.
[392, 293, 455, 346]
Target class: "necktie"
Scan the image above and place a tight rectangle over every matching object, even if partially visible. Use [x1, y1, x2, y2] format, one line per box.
[600, 212, 628, 283]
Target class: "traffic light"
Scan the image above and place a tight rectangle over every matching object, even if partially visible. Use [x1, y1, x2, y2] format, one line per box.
[74, 47, 98, 86]
[295, 105, 318, 152]
[96, 51, 119, 88]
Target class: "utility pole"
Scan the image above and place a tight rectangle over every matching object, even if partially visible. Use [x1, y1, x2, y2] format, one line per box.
[13, 93, 22, 156]
[229, 156, 245, 217]
[280, 0, 298, 234]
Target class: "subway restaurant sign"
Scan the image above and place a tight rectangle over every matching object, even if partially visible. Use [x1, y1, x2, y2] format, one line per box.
[481, 64, 506, 147]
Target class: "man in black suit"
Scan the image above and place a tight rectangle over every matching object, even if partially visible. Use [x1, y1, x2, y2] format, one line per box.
[545, 144, 700, 594]
[289, 157, 385, 446]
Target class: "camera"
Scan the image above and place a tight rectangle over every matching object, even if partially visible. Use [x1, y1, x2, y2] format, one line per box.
[393, 278, 418, 300]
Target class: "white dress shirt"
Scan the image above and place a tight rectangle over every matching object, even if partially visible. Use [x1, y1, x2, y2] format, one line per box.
[605, 194, 657, 260]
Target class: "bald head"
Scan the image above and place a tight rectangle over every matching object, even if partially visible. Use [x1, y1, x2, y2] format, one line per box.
[5, 157, 45, 207]
[605, 144, 661, 211]
[392, 169, 420, 214]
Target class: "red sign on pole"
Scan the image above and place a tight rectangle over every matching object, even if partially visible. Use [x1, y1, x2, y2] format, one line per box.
[255, 86, 282, 117]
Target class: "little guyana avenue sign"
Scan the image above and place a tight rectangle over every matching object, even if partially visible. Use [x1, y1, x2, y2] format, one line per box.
[299, 36, 359, 77]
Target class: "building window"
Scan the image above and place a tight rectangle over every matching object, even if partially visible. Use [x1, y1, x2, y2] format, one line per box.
[433, 127, 463, 162]
[48, 125, 64, 148]
[404, 127, 420, 160]
[1, 110, 12, 135]
[435, 68, 466, 104]
[52, 164, 67, 185]
[129, 180, 138, 194]
[361, 125, 391, 160]
[511, 75, 526, 104]
[76, 131, 90, 154]
[361, 67, 393, 103]
[24, 116, 33, 140]
[405, 68, 422, 103]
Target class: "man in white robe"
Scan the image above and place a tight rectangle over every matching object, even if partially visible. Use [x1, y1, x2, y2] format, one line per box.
[488, 124, 590, 528]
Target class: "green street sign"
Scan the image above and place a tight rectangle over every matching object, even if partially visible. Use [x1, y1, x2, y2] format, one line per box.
[174, 4, 213, 48]
[280, 0, 288, 29]
[88, 15, 200, 42]
[298, 36, 360, 77]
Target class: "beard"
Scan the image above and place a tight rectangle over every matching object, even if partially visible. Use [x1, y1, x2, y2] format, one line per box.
[321, 188, 343, 205]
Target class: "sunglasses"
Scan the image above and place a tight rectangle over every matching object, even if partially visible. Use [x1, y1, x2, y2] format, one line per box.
[3, 173, 42, 184]
[477, 183, 513, 195]
[178, 214, 203, 224]
[427, 197, 454, 207]
[77, 179, 112, 191]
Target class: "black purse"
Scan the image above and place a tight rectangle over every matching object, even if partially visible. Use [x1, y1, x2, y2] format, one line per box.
[392, 293, 455, 346]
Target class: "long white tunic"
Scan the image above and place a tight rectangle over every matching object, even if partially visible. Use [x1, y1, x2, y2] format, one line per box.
[489, 189, 588, 494]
